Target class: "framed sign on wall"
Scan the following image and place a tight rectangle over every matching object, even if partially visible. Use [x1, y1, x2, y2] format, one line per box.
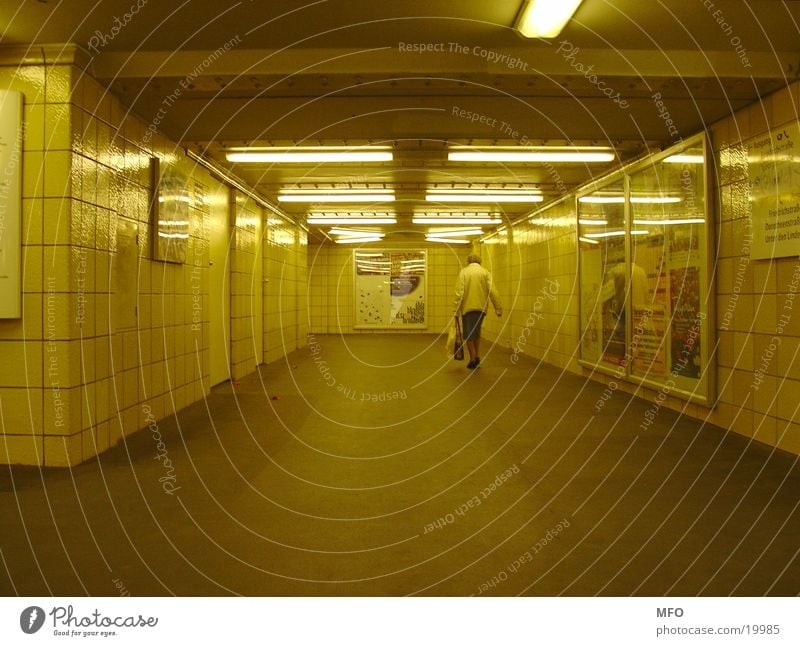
[353, 250, 427, 329]
[150, 157, 189, 263]
[0, 90, 22, 319]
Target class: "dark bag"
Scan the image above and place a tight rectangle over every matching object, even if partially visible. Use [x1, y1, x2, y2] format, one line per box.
[453, 317, 465, 360]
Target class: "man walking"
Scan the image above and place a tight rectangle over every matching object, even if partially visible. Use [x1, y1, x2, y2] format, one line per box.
[453, 254, 503, 369]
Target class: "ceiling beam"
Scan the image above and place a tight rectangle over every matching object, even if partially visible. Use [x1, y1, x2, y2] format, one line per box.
[90, 47, 800, 81]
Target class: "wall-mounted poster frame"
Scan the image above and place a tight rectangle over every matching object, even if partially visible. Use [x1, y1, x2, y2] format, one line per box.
[577, 132, 715, 405]
[353, 250, 427, 329]
[150, 157, 189, 263]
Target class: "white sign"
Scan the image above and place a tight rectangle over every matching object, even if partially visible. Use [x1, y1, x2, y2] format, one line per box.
[747, 120, 800, 260]
[0, 90, 22, 318]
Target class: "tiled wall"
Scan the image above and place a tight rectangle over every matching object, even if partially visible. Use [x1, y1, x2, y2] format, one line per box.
[481, 199, 579, 372]
[709, 80, 800, 455]
[0, 51, 307, 466]
[307, 242, 468, 334]
[264, 217, 307, 363]
[230, 191, 260, 380]
[0, 54, 64, 466]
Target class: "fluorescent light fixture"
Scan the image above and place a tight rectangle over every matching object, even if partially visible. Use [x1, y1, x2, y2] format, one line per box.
[449, 148, 613, 163]
[633, 218, 705, 225]
[578, 218, 608, 226]
[226, 146, 393, 163]
[281, 190, 395, 203]
[307, 213, 396, 225]
[579, 236, 600, 245]
[515, 0, 584, 38]
[329, 228, 385, 237]
[426, 191, 543, 203]
[578, 195, 681, 204]
[663, 154, 704, 164]
[426, 236, 470, 244]
[579, 195, 624, 203]
[583, 230, 650, 238]
[413, 216, 503, 225]
[632, 196, 681, 204]
[335, 236, 383, 244]
[426, 228, 484, 238]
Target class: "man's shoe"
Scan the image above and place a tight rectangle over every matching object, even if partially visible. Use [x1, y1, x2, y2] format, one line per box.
[467, 360, 477, 369]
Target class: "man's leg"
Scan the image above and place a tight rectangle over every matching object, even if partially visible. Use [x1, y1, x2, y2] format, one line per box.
[466, 339, 477, 363]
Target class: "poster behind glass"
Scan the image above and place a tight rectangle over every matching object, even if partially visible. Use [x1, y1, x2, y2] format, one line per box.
[629, 144, 708, 395]
[354, 250, 426, 328]
[578, 180, 627, 370]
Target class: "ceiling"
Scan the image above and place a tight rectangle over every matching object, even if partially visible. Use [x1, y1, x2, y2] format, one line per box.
[3, 0, 800, 242]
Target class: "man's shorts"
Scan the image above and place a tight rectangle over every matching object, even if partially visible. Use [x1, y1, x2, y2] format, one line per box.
[462, 311, 486, 341]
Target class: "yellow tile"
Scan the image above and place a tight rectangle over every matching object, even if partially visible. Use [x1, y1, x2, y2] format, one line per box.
[95, 337, 111, 381]
[43, 292, 75, 340]
[42, 246, 69, 291]
[43, 340, 80, 389]
[753, 294, 777, 334]
[0, 341, 43, 387]
[95, 294, 111, 337]
[44, 432, 82, 467]
[22, 151, 44, 199]
[0, 435, 44, 466]
[21, 198, 43, 246]
[80, 382, 96, 430]
[23, 103, 45, 151]
[0, 387, 42, 434]
[45, 64, 72, 103]
[45, 102, 71, 151]
[44, 150, 72, 198]
[42, 198, 71, 245]
[123, 368, 139, 410]
[753, 260, 777, 294]
[43, 385, 80, 435]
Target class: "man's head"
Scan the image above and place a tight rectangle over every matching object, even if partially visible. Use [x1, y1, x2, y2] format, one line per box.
[467, 254, 481, 265]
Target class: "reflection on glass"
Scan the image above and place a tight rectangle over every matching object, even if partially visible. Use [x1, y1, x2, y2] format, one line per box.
[153, 159, 190, 263]
[578, 181, 628, 367]
[630, 147, 705, 382]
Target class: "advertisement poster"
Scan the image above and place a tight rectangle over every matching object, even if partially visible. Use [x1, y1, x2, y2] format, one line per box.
[355, 251, 427, 328]
[669, 266, 701, 378]
[632, 305, 666, 377]
[746, 120, 800, 260]
[579, 245, 603, 364]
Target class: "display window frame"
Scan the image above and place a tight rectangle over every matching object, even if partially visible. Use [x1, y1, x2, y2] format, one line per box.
[576, 132, 716, 405]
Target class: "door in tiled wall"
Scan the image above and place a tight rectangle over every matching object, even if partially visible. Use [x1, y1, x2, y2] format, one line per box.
[209, 184, 231, 386]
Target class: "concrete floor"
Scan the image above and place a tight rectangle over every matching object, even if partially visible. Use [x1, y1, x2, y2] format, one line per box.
[2, 335, 799, 596]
